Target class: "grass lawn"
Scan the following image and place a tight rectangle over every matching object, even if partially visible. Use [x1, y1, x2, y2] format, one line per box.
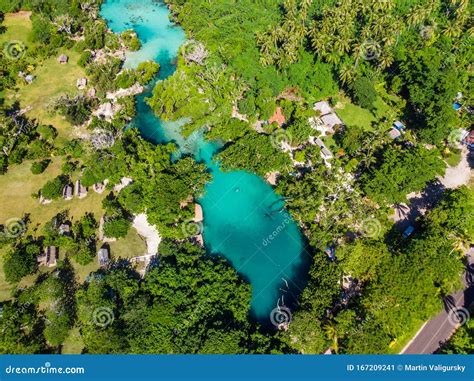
[389, 319, 425, 354]
[0, 12, 32, 47]
[336, 94, 393, 132]
[2, 12, 87, 143]
[0, 245, 53, 302]
[109, 228, 147, 260]
[336, 98, 376, 131]
[0, 159, 106, 233]
[14, 49, 86, 141]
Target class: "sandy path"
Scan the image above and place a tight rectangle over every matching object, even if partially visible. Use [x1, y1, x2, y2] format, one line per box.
[132, 213, 161, 256]
[439, 147, 472, 189]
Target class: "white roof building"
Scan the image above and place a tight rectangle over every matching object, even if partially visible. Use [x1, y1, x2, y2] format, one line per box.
[321, 113, 343, 129]
[313, 101, 332, 116]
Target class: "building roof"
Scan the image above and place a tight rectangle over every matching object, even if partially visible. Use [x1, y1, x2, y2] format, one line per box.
[46, 246, 57, 267]
[394, 121, 405, 130]
[321, 113, 343, 128]
[313, 101, 332, 116]
[466, 130, 474, 145]
[58, 54, 68, 63]
[63, 185, 73, 199]
[98, 248, 109, 267]
[388, 128, 401, 139]
[268, 106, 286, 127]
[77, 78, 87, 88]
[59, 223, 71, 234]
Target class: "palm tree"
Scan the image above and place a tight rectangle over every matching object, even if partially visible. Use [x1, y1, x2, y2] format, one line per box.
[325, 321, 339, 354]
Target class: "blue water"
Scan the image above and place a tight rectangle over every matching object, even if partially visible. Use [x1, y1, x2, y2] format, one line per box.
[100, 0, 308, 323]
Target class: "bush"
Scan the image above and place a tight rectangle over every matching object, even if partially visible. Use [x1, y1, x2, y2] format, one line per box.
[103, 217, 131, 239]
[78, 51, 92, 68]
[41, 176, 67, 200]
[3, 244, 39, 283]
[351, 77, 377, 109]
[30, 160, 50, 174]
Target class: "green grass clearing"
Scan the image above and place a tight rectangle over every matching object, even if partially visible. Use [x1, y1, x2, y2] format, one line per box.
[0, 12, 32, 47]
[61, 326, 84, 354]
[336, 94, 393, 132]
[0, 159, 106, 233]
[109, 228, 147, 260]
[13, 49, 87, 141]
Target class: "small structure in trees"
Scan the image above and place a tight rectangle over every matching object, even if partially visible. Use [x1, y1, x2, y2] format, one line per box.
[59, 222, 71, 236]
[268, 106, 286, 127]
[313, 101, 332, 116]
[37, 252, 47, 266]
[388, 127, 401, 139]
[58, 54, 68, 64]
[87, 88, 96, 98]
[62, 184, 73, 200]
[320, 113, 343, 131]
[93, 182, 106, 194]
[45, 246, 58, 267]
[25, 74, 35, 84]
[97, 247, 109, 267]
[74, 180, 87, 199]
[393, 120, 405, 131]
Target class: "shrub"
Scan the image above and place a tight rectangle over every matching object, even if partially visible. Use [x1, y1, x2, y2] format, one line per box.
[30, 160, 50, 174]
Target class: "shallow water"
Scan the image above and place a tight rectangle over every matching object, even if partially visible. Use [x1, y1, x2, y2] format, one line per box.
[101, 0, 308, 323]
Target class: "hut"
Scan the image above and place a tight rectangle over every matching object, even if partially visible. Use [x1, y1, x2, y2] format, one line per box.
[63, 184, 73, 200]
[59, 223, 71, 236]
[58, 54, 68, 64]
[76, 77, 87, 89]
[321, 113, 343, 130]
[37, 252, 47, 266]
[393, 120, 405, 131]
[97, 247, 109, 267]
[74, 180, 87, 199]
[45, 246, 58, 267]
[25, 74, 34, 84]
[388, 127, 401, 139]
[93, 182, 106, 194]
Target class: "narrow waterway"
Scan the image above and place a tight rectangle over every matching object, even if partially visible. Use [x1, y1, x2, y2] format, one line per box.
[101, 0, 309, 324]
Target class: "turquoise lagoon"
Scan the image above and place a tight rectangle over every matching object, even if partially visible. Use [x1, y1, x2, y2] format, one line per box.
[101, 0, 309, 323]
